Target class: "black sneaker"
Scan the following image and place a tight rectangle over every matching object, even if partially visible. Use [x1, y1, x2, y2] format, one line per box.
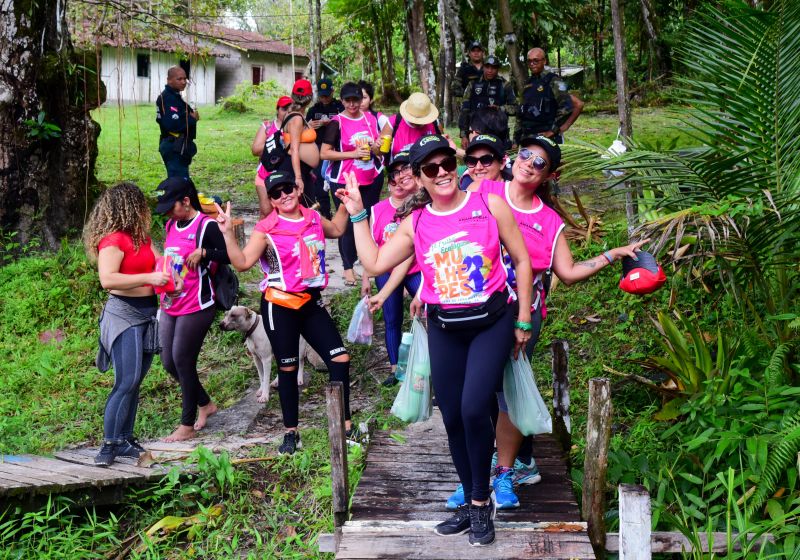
[382, 373, 399, 387]
[117, 438, 146, 459]
[278, 431, 301, 454]
[94, 441, 119, 467]
[468, 499, 496, 546]
[434, 504, 471, 536]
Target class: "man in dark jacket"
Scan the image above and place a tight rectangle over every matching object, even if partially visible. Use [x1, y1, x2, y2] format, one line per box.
[459, 56, 515, 148]
[306, 78, 344, 218]
[156, 66, 199, 178]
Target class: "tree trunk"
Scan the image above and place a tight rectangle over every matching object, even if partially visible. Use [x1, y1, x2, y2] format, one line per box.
[639, 0, 671, 77]
[308, 0, 318, 88]
[0, 0, 101, 252]
[594, 0, 606, 87]
[371, 4, 386, 97]
[406, 0, 435, 99]
[380, 11, 402, 102]
[497, 0, 526, 93]
[437, 0, 455, 125]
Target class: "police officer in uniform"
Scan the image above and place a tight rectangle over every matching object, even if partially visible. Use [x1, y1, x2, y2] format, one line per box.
[514, 48, 583, 145]
[459, 56, 515, 148]
[306, 78, 345, 218]
[156, 66, 199, 178]
[451, 40, 484, 118]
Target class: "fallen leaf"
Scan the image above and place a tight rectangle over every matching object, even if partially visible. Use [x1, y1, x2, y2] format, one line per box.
[251, 489, 264, 499]
[585, 315, 601, 323]
[137, 451, 156, 468]
[280, 525, 297, 538]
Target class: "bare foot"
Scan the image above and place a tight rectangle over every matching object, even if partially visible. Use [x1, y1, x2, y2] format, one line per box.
[255, 387, 263, 399]
[163, 425, 196, 442]
[343, 269, 356, 285]
[194, 402, 218, 431]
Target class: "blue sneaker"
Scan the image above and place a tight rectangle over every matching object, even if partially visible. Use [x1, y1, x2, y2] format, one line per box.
[446, 484, 465, 510]
[492, 469, 520, 509]
[513, 457, 542, 485]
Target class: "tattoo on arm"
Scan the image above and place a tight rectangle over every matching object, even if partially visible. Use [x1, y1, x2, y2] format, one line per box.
[576, 259, 598, 268]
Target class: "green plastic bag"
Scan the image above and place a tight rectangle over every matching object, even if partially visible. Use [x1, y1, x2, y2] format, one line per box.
[390, 317, 432, 423]
[503, 354, 552, 436]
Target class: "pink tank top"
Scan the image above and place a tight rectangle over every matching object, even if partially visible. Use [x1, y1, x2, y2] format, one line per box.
[256, 120, 281, 180]
[479, 179, 564, 315]
[371, 198, 420, 275]
[254, 207, 328, 293]
[327, 112, 381, 185]
[413, 192, 507, 308]
[390, 116, 438, 157]
[162, 213, 216, 316]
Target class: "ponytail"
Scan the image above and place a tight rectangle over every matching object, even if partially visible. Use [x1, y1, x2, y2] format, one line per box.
[394, 186, 432, 221]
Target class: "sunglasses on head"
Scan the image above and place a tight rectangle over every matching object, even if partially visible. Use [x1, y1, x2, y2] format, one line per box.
[517, 149, 548, 171]
[268, 184, 296, 199]
[464, 154, 499, 168]
[420, 155, 458, 178]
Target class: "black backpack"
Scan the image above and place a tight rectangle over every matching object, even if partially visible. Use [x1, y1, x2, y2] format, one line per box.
[260, 113, 304, 172]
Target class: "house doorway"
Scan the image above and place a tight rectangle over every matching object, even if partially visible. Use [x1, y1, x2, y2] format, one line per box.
[252, 66, 262, 86]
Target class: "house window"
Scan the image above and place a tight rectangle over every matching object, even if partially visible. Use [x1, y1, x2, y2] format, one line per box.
[136, 53, 150, 78]
[295, 71, 304, 81]
[277, 61, 284, 72]
[179, 59, 191, 79]
[252, 66, 262, 85]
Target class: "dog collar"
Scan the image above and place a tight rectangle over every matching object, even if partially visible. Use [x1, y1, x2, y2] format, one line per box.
[244, 315, 261, 341]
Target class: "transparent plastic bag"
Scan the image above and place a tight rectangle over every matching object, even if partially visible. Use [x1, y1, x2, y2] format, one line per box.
[391, 317, 432, 423]
[346, 296, 374, 345]
[503, 354, 552, 436]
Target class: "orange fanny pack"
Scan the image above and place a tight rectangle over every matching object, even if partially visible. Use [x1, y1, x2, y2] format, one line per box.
[263, 287, 312, 309]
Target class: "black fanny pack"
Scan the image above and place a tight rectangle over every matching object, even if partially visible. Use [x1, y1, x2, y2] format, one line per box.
[427, 290, 512, 331]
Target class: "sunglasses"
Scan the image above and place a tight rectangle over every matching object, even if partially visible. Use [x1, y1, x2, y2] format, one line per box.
[420, 155, 458, 178]
[464, 154, 499, 168]
[268, 184, 296, 199]
[517, 149, 548, 171]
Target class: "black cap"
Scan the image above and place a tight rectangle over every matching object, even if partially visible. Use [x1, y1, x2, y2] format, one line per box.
[518, 135, 562, 172]
[340, 82, 362, 100]
[484, 56, 500, 67]
[409, 134, 456, 166]
[317, 77, 333, 94]
[469, 40, 483, 50]
[388, 150, 411, 171]
[155, 176, 199, 214]
[466, 134, 505, 159]
[266, 171, 296, 193]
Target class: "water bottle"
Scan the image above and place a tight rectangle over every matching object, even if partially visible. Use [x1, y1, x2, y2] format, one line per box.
[395, 332, 413, 381]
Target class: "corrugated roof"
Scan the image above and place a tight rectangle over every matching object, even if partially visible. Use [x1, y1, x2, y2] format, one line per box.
[199, 25, 308, 57]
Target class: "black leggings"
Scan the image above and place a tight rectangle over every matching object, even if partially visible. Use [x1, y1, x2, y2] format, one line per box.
[261, 295, 350, 429]
[428, 303, 516, 503]
[159, 306, 217, 426]
[332, 175, 384, 270]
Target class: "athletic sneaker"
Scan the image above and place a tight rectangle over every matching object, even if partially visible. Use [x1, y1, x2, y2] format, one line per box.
[468, 498, 496, 546]
[278, 431, 302, 454]
[513, 457, 542, 485]
[434, 503, 470, 536]
[94, 441, 120, 467]
[492, 469, 520, 509]
[381, 373, 398, 387]
[445, 483, 465, 510]
[117, 438, 146, 459]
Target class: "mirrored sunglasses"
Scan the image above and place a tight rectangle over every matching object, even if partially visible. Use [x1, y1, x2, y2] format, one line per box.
[517, 149, 548, 171]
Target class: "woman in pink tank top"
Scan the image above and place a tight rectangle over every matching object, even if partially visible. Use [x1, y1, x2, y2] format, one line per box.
[336, 134, 533, 547]
[467, 135, 649, 510]
[214, 171, 359, 456]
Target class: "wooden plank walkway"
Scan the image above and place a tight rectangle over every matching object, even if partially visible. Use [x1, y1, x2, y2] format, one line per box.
[336, 409, 595, 559]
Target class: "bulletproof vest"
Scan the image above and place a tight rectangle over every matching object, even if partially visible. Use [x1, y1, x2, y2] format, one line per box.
[469, 78, 505, 111]
[519, 73, 557, 132]
[459, 63, 483, 86]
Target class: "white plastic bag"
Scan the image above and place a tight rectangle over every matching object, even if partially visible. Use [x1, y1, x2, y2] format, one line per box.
[346, 296, 373, 345]
[391, 317, 432, 423]
[503, 354, 552, 436]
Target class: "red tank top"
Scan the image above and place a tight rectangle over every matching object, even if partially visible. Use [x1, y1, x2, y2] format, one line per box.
[98, 232, 156, 274]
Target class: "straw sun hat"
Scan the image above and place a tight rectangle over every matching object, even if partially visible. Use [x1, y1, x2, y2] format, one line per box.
[399, 92, 439, 125]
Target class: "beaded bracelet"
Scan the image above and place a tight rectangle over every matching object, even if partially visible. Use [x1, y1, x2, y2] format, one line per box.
[603, 251, 615, 264]
[350, 209, 368, 223]
[514, 321, 533, 331]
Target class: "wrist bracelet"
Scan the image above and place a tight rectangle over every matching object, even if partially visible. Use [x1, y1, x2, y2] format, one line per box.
[603, 251, 614, 264]
[350, 209, 368, 223]
[514, 320, 533, 331]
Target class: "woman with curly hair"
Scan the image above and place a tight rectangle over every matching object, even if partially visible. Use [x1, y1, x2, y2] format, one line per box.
[83, 182, 177, 467]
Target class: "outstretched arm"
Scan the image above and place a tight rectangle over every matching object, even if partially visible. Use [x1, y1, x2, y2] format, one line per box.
[214, 202, 269, 271]
[551, 235, 649, 285]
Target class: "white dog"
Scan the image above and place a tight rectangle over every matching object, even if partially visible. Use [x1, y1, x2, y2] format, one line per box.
[220, 306, 312, 403]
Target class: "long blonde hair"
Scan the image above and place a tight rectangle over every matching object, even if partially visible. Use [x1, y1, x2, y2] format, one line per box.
[83, 182, 151, 262]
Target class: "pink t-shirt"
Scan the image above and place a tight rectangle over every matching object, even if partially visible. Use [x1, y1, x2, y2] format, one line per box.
[478, 179, 564, 315]
[371, 198, 420, 275]
[413, 192, 507, 308]
[162, 214, 216, 316]
[327, 112, 381, 185]
[254, 208, 328, 293]
[389, 116, 438, 157]
[256, 120, 281, 181]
